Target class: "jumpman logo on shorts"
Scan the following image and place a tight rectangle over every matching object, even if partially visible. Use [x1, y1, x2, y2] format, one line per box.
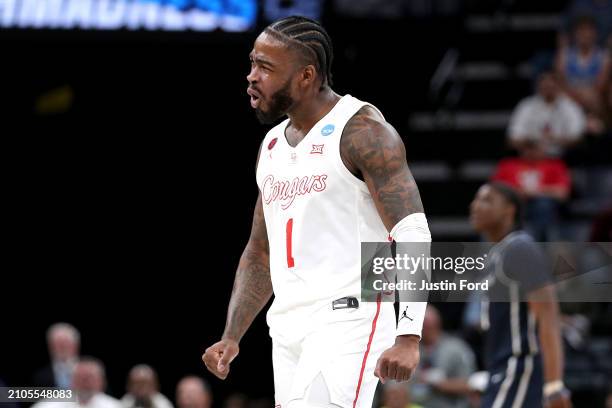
[399, 306, 413, 322]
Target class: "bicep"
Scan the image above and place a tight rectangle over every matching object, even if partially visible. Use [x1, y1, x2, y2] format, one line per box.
[365, 153, 423, 231]
[342, 110, 424, 230]
[527, 285, 559, 322]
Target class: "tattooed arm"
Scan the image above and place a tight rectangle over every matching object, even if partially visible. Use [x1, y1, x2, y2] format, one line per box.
[202, 149, 272, 380]
[340, 106, 424, 229]
[341, 106, 426, 383]
[222, 193, 271, 342]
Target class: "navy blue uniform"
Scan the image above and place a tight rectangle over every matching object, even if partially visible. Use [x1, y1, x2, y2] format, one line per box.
[480, 231, 552, 408]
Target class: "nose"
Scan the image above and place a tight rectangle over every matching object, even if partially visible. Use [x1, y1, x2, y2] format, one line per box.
[246, 66, 257, 84]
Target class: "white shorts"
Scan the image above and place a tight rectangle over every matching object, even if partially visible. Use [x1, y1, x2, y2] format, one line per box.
[270, 298, 395, 408]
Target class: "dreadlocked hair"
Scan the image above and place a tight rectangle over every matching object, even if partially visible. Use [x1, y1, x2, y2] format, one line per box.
[264, 16, 334, 90]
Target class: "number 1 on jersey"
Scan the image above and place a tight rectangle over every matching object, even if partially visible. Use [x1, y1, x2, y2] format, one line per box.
[286, 218, 295, 268]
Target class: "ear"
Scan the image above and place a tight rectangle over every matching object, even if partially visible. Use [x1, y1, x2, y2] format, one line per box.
[299, 64, 317, 88]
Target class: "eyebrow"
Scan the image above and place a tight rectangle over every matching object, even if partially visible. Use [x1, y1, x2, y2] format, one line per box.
[249, 52, 275, 68]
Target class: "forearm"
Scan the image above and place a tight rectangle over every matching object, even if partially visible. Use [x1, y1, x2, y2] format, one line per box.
[393, 214, 431, 338]
[222, 246, 272, 342]
[538, 306, 565, 383]
[539, 316, 563, 382]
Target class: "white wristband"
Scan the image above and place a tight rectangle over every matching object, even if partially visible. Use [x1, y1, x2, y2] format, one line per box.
[543, 380, 565, 397]
[396, 301, 427, 337]
[389, 213, 431, 338]
[389, 213, 431, 243]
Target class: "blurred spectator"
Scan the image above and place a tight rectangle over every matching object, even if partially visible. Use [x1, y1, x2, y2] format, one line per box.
[556, 15, 611, 130]
[409, 306, 475, 408]
[175, 377, 211, 408]
[121, 365, 173, 408]
[32, 357, 121, 408]
[508, 71, 585, 157]
[70, 358, 120, 408]
[380, 381, 423, 408]
[560, 0, 612, 49]
[33, 323, 80, 389]
[492, 145, 571, 241]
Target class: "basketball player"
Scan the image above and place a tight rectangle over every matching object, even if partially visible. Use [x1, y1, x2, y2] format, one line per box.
[469, 182, 571, 408]
[202, 16, 431, 408]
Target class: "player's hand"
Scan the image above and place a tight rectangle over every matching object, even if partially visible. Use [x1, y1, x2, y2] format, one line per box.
[374, 335, 420, 383]
[202, 338, 239, 380]
[544, 389, 572, 408]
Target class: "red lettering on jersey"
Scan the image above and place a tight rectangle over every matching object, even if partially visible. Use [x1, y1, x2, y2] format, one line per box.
[262, 174, 328, 210]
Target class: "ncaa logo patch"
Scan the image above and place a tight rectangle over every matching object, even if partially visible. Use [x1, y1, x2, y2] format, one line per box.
[321, 124, 335, 136]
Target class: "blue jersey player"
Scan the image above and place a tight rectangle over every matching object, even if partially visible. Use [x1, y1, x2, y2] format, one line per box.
[470, 182, 571, 408]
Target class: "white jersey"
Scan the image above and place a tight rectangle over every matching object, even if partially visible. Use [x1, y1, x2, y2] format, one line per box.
[256, 94, 390, 337]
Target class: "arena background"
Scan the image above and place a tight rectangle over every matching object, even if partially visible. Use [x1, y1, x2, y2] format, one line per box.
[1, 0, 611, 407]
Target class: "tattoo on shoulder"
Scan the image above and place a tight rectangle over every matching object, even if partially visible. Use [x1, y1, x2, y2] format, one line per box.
[340, 106, 424, 226]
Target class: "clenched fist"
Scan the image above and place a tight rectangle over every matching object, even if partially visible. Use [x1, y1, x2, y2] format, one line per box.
[202, 338, 239, 380]
[374, 335, 420, 383]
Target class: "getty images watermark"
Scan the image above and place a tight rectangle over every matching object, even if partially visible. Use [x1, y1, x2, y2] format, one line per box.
[360, 241, 612, 303]
[371, 251, 489, 291]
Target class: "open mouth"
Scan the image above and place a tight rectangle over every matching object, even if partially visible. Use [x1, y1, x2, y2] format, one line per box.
[247, 88, 261, 109]
[250, 94, 260, 109]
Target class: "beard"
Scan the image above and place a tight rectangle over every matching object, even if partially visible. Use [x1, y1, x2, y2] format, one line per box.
[255, 79, 294, 125]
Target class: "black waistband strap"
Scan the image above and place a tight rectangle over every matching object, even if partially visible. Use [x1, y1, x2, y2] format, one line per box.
[332, 296, 359, 310]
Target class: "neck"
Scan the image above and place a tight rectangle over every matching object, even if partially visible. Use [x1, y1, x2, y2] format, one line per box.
[484, 221, 515, 243]
[287, 88, 340, 133]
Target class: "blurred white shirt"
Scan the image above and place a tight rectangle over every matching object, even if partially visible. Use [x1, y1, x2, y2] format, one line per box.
[507, 94, 586, 156]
